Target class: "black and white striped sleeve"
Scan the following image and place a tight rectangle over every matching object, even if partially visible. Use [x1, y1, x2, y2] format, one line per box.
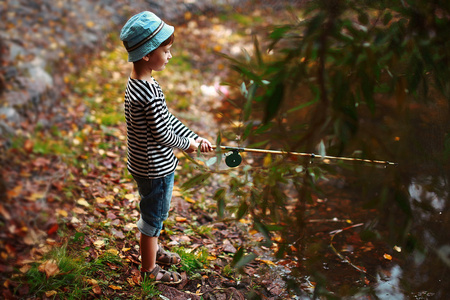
[168, 113, 198, 140]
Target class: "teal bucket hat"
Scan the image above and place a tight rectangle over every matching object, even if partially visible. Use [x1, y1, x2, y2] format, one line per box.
[120, 11, 174, 62]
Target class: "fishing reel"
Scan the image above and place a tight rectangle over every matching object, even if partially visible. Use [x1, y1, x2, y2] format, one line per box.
[225, 149, 242, 168]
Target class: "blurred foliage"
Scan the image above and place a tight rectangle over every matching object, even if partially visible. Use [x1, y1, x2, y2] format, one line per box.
[225, 0, 449, 152]
[191, 0, 450, 297]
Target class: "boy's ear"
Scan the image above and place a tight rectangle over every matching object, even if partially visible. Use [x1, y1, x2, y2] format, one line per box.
[142, 53, 152, 61]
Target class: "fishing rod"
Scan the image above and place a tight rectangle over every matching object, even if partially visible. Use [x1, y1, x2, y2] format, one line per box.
[212, 145, 398, 168]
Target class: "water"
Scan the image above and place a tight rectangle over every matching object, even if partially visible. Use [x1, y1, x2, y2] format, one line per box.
[216, 90, 450, 298]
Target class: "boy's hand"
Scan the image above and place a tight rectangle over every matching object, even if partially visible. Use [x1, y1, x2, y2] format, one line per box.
[186, 138, 199, 153]
[196, 137, 213, 152]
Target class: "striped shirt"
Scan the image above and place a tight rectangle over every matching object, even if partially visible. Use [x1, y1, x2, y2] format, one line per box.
[124, 78, 198, 178]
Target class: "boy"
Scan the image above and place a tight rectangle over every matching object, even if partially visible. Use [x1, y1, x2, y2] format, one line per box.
[120, 11, 213, 284]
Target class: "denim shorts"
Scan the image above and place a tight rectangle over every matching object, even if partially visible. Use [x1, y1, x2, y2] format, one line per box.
[132, 172, 174, 237]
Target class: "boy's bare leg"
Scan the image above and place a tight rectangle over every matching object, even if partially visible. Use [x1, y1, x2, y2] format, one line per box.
[140, 233, 180, 283]
[140, 233, 158, 272]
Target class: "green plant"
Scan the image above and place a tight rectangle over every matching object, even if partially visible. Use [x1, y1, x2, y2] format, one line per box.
[172, 246, 209, 275]
[196, 224, 213, 237]
[140, 277, 161, 298]
[87, 251, 123, 276]
[20, 245, 89, 299]
[222, 264, 235, 278]
[17, 237, 127, 299]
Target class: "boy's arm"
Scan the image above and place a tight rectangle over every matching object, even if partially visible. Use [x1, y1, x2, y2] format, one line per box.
[168, 112, 198, 140]
[169, 112, 212, 152]
[146, 99, 192, 151]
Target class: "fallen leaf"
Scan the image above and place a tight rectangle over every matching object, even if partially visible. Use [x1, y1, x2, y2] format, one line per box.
[96, 197, 106, 204]
[56, 209, 68, 217]
[93, 285, 102, 294]
[123, 223, 137, 231]
[106, 249, 119, 256]
[111, 228, 125, 239]
[106, 212, 117, 220]
[86, 278, 98, 285]
[361, 242, 375, 252]
[47, 224, 59, 235]
[77, 198, 90, 207]
[45, 291, 58, 297]
[272, 236, 283, 243]
[24, 139, 34, 153]
[38, 260, 59, 278]
[79, 179, 90, 187]
[257, 258, 276, 266]
[73, 207, 88, 215]
[184, 197, 196, 204]
[0, 204, 11, 220]
[94, 239, 106, 248]
[3, 279, 11, 288]
[223, 244, 237, 253]
[6, 185, 22, 198]
[244, 267, 256, 276]
[24, 228, 46, 246]
[124, 194, 136, 201]
[26, 191, 45, 202]
[33, 157, 50, 168]
[127, 277, 136, 286]
[106, 151, 118, 158]
[46, 238, 57, 245]
[172, 190, 183, 197]
[109, 285, 122, 290]
[19, 265, 31, 273]
[176, 217, 187, 222]
[71, 217, 81, 224]
[383, 253, 392, 261]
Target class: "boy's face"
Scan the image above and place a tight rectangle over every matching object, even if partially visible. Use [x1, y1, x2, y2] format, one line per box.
[144, 44, 173, 72]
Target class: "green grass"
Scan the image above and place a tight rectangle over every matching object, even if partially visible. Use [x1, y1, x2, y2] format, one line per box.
[32, 139, 72, 155]
[98, 112, 125, 126]
[172, 246, 210, 275]
[8, 130, 74, 156]
[140, 277, 162, 298]
[169, 53, 193, 72]
[21, 246, 89, 298]
[18, 241, 126, 299]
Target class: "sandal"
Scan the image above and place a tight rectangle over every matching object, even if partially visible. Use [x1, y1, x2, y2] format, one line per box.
[156, 246, 181, 266]
[141, 265, 182, 285]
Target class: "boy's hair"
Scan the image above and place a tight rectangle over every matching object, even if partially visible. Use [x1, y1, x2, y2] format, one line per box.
[160, 33, 175, 47]
[146, 34, 174, 58]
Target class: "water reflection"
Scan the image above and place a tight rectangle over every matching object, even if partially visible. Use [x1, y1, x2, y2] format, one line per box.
[403, 176, 449, 299]
[375, 265, 404, 300]
[409, 178, 446, 214]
